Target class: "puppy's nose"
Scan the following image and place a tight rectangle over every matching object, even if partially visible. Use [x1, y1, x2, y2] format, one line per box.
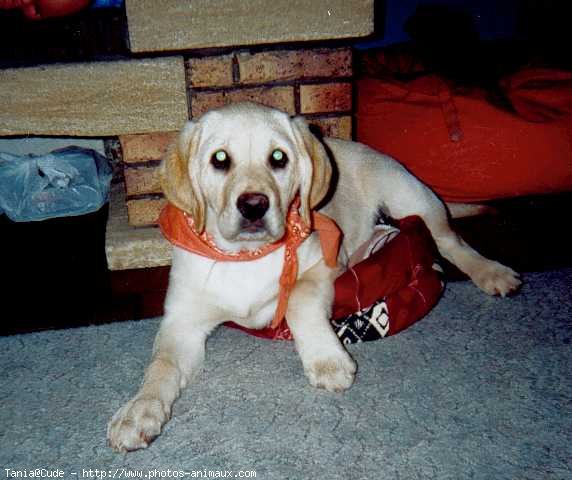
[236, 192, 270, 221]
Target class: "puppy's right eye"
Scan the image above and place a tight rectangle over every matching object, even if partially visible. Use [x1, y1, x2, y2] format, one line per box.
[211, 150, 231, 171]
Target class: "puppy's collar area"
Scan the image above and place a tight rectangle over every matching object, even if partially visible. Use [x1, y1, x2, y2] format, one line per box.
[159, 197, 341, 328]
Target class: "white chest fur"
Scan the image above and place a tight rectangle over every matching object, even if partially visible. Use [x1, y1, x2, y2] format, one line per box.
[166, 232, 325, 329]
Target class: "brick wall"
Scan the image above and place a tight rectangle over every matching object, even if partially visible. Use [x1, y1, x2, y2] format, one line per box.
[121, 47, 354, 227]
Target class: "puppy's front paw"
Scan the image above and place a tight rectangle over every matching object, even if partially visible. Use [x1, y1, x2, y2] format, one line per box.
[305, 353, 356, 393]
[107, 396, 170, 452]
[472, 260, 522, 297]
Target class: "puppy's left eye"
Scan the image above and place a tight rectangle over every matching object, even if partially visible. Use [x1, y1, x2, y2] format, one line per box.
[269, 149, 288, 169]
[211, 149, 231, 171]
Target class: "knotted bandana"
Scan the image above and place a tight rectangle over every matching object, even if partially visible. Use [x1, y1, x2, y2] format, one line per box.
[158, 197, 341, 328]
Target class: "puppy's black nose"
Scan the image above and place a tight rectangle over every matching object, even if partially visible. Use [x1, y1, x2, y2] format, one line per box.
[236, 192, 269, 221]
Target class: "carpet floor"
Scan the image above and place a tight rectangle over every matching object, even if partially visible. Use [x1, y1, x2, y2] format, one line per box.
[1, 269, 571, 479]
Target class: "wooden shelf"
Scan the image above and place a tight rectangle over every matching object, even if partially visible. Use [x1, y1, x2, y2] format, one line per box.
[0, 56, 187, 137]
[126, 0, 374, 53]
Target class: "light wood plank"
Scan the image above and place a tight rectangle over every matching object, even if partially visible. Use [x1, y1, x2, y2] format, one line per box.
[0, 57, 188, 137]
[126, 0, 374, 53]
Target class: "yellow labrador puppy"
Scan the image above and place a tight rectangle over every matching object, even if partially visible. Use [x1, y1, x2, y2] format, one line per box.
[108, 102, 520, 452]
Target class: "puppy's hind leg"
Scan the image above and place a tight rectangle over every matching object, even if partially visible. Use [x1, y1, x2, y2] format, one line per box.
[425, 210, 521, 296]
[385, 180, 521, 297]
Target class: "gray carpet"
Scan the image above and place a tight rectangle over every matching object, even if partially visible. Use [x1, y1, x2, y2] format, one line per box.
[1, 269, 571, 480]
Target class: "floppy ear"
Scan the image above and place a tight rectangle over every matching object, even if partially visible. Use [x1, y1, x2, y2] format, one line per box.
[159, 121, 206, 232]
[291, 116, 333, 225]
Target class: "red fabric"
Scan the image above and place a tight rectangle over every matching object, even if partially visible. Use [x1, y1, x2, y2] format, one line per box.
[357, 69, 572, 203]
[225, 216, 443, 340]
[501, 68, 572, 122]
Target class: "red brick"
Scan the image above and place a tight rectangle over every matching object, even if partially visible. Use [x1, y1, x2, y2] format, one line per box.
[187, 55, 234, 88]
[299, 83, 352, 114]
[126, 198, 167, 227]
[120, 132, 178, 164]
[124, 165, 162, 196]
[237, 48, 352, 84]
[308, 116, 352, 139]
[191, 86, 295, 118]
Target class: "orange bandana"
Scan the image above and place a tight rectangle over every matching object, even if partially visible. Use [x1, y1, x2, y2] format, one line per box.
[158, 198, 342, 329]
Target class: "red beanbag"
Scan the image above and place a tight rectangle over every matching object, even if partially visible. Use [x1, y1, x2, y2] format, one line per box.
[501, 68, 572, 122]
[226, 216, 444, 343]
[357, 69, 572, 203]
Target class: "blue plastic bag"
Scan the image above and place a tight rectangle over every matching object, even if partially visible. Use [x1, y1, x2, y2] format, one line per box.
[0, 146, 112, 222]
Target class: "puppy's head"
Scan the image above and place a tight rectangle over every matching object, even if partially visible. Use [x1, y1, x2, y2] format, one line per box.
[160, 102, 332, 251]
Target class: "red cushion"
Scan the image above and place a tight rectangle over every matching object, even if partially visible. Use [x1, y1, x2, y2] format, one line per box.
[225, 216, 443, 342]
[357, 70, 572, 203]
[501, 68, 572, 122]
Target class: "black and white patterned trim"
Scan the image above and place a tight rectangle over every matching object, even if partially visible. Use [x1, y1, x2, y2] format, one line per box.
[332, 300, 390, 345]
